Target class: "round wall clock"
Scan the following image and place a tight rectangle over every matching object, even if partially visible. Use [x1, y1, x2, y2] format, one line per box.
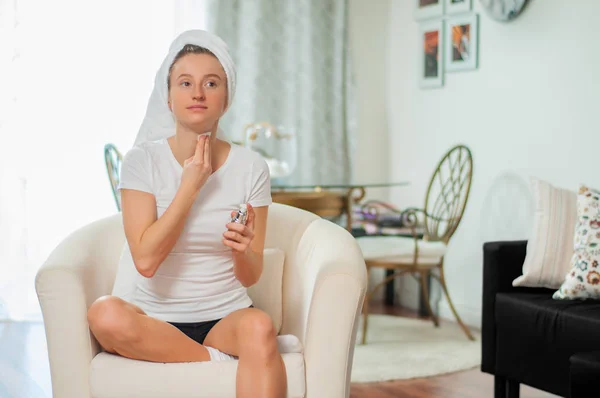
[479, 0, 529, 22]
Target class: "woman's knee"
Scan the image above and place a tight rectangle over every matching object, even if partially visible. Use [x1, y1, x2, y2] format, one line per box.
[87, 296, 138, 343]
[238, 310, 277, 354]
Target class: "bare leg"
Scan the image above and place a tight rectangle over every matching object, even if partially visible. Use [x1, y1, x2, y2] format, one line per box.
[204, 307, 287, 398]
[87, 295, 210, 363]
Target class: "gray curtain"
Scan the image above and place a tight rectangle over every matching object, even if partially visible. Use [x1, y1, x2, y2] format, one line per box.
[206, 0, 355, 185]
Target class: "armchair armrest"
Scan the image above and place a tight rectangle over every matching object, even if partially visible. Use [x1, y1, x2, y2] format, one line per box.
[295, 219, 367, 398]
[35, 214, 124, 398]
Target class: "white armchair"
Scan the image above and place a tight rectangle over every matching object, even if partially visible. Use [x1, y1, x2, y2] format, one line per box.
[35, 203, 367, 398]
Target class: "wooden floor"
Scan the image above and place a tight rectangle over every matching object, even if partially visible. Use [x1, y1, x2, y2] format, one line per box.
[0, 302, 559, 398]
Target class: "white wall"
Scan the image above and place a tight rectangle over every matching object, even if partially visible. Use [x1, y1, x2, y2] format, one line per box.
[387, 0, 600, 327]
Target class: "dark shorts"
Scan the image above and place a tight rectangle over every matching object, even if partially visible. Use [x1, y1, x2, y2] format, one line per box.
[168, 318, 221, 345]
[168, 305, 254, 345]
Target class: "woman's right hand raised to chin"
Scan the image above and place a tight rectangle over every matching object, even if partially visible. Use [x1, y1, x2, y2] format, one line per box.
[181, 135, 212, 195]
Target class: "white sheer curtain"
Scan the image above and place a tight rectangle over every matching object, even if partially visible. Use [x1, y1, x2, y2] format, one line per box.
[206, 0, 356, 186]
[0, 0, 209, 321]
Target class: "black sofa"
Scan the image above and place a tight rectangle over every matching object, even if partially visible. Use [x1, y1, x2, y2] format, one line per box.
[481, 240, 600, 398]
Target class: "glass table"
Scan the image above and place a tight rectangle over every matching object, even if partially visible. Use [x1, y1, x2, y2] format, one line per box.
[270, 181, 410, 231]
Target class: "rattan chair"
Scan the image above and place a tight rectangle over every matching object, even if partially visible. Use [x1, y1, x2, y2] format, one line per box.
[104, 143, 123, 211]
[356, 144, 475, 344]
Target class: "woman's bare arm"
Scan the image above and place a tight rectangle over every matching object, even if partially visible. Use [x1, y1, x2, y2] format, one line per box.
[121, 186, 198, 278]
[121, 136, 212, 278]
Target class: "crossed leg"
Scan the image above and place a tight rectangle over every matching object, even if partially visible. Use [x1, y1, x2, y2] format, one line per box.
[87, 295, 210, 363]
[203, 307, 287, 398]
[88, 297, 287, 397]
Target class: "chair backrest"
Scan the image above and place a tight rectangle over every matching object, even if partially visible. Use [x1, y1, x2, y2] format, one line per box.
[423, 144, 473, 243]
[104, 143, 123, 211]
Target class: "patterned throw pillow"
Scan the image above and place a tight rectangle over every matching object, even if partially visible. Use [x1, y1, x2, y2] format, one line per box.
[553, 185, 600, 300]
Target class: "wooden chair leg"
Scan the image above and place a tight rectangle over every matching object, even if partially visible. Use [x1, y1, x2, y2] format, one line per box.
[438, 266, 475, 341]
[418, 271, 439, 327]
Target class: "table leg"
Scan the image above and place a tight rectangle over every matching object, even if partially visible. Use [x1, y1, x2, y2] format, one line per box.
[383, 270, 432, 313]
[385, 269, 395, 305]
[418, 270, 432, 316]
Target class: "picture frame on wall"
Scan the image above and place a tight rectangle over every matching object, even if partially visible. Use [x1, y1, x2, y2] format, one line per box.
[414, 0, 444, 20]
[445, 14, 479, 72]
[419, 19, 444, 88]
[444, 0, 472, 15]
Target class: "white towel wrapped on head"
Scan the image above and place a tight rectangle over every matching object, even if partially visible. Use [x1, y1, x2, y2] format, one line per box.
[134, 29, 237, 146]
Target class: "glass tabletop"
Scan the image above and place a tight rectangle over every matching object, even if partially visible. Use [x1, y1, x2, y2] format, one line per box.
[271, 181, 410, 190]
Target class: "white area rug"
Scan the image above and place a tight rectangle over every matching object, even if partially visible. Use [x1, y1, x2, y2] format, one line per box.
[351, 314, 481, 383]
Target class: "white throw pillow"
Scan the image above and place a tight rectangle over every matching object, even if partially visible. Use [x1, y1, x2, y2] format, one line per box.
[512, 178, 577, 289]
[554, 185, 600, 300]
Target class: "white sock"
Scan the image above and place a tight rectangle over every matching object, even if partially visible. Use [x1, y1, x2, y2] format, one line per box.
[203, 335, 301, 361]
[205, 346, 237, 361]
[276, 334, 303, 354]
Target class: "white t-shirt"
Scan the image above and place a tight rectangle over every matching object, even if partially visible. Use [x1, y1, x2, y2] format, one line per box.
[111, 137, 272, 323]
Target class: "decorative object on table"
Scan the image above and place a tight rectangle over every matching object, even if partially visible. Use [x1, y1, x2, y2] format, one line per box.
[356, 144, 475, 344]
[243, 122, 297, 180]
[351, 314, 480, 383]
[414, 0, 444, 20]
[445, 13, 479, 72]
[480, 0, 529, 22]
[553, 185, 600, 300]
[354, 200, 427, 237]
[445, 0, 472, 15]
[354, 201, 404, 227]
[419, 19, 444, 88]
[104, 143, 123, 212]
[271, 182, 409, 233]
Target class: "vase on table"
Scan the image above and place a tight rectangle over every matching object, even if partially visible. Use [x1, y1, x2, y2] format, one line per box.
[243, 122, 297, 184]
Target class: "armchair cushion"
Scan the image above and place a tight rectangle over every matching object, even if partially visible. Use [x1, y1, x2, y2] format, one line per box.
[90, 351, 305, 398]
[356, 236, 446, 265]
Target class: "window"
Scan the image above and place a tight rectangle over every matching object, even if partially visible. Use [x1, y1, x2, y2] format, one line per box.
[0, 0, 208, 320]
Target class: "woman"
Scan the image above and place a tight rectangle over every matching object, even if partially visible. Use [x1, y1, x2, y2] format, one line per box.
[87, 30, 287, 397]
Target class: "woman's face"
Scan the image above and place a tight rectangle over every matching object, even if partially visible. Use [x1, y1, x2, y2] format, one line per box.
[168, 53, 227, 133]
